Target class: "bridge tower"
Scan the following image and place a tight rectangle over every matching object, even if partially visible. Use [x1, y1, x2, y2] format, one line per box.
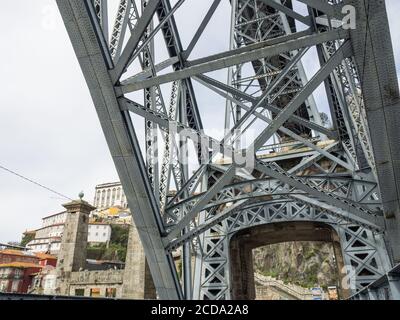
[56, 0, 400, 299]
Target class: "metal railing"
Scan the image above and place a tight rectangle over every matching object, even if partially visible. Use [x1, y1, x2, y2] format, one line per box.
[254, 273, 314, 300]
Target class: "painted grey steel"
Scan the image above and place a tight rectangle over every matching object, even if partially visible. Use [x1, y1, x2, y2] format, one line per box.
[56, 0, 400, 300]
[349, 263, 400, 300]
[347, 0, 400, 262]
[121, 29, 349, 93]
[56, 0, 182, 299]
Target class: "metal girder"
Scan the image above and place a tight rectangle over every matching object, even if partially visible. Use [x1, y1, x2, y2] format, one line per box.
[121, 29, 349, 93]
[259, 0, 312, 26]
[347, 0, 400, 262]
[298, 0, 338, 17]
[56, 0, 182, 299]
[193, 198, 390, 299]
[194, 76, 351, 170]
[111, 0, 161, 82]
[120, 97, 233, 156]
[57, 0, 398, 300]
[251, 40, 352, 150]
[93, 0, 109, 44]
[122, 56, 179, 84]
[156, 0, 204, 160]
[165, 171, 383, 244]
[194, 74, 334, 139]
[159, 80, 183, 210]
[109, 0, 131, 61]
[183, 0, 222, 59]
[166, 165, 236, 241]
[254, 161, 382, 228]
[195, 38, 331, 138]
[127, 0, 186, 68]
[349, 263, 400, 300]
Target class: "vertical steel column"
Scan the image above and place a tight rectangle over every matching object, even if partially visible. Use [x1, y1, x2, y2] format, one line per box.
[143, 0, 160, 204]
[56, 0, 182, 299]
[178, 81, 192, 299]
[348, 0, 400, 262]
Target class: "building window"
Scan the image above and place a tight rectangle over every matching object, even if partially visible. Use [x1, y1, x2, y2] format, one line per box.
[106, 288, 117, 298]
[106, 189, 111, 206]
[101, 190, 106, 207]
[75, 288, 85, 296]
[111, 188, 116, 205]
[96, 233, 98, 236]
[103, 233, 106, 237]
[95, 190, 101, 206]
[90, 288, 101, 297]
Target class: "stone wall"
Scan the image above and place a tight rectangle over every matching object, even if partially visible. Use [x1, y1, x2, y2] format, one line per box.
[69, 270, 124, 298]
[70, 270, 123, 285]
[55, 198, 156, 299]
[122, 224, 156, 299]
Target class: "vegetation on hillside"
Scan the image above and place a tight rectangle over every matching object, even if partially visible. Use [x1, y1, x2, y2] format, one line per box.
[86, 224, 129, 262]
[253, 241, 339, 290]
[20, 233, 35, 247]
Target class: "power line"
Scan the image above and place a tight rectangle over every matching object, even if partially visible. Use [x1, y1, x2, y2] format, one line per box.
[0, 164, 73, 201]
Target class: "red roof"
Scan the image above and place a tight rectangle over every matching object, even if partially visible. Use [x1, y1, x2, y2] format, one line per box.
[0, 249, 35, 257]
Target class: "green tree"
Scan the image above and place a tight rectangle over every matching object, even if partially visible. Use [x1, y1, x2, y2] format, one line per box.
[20, 233, 35, 247]
[110, 225, 129, 246]
[87, 225, 130, 262]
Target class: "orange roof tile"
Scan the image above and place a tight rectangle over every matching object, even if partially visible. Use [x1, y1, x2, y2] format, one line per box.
[0, 262, 42, 269]
[0, 249, 34, 257]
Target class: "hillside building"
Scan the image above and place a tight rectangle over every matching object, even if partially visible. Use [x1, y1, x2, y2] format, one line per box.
[26, 211, 112, 254]
[0, 249, 57, 294]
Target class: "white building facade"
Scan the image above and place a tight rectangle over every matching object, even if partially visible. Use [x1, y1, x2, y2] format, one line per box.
[93, 182, 128, 209]
[27, 238, 62, 254]
[42, 212, 67, 228]
[88, 224, 112, 244]
[27, 212, 112, 254]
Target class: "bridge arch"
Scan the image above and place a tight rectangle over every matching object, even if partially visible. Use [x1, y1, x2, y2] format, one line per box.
[229, 221, 345, 299]
[193, 199, 391, 300]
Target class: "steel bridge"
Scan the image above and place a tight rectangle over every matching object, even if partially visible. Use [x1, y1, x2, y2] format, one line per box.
[56, 0, 400, 300]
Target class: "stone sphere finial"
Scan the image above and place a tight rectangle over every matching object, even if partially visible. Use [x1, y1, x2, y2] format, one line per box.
[78, 191, 84, 200]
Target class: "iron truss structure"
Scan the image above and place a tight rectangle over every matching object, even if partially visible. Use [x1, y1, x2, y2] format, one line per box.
[57, 0, 400, 299]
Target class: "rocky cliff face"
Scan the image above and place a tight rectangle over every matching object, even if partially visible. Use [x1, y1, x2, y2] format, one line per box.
[253, 241, 339, 289]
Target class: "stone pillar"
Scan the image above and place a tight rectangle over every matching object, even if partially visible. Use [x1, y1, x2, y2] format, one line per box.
[122, 223, 156, 299]
[230, 234, 256, 300]
[56, 198, 95, 295]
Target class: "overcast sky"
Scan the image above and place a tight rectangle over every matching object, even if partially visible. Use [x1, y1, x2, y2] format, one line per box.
[1, 0, 400, 243]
